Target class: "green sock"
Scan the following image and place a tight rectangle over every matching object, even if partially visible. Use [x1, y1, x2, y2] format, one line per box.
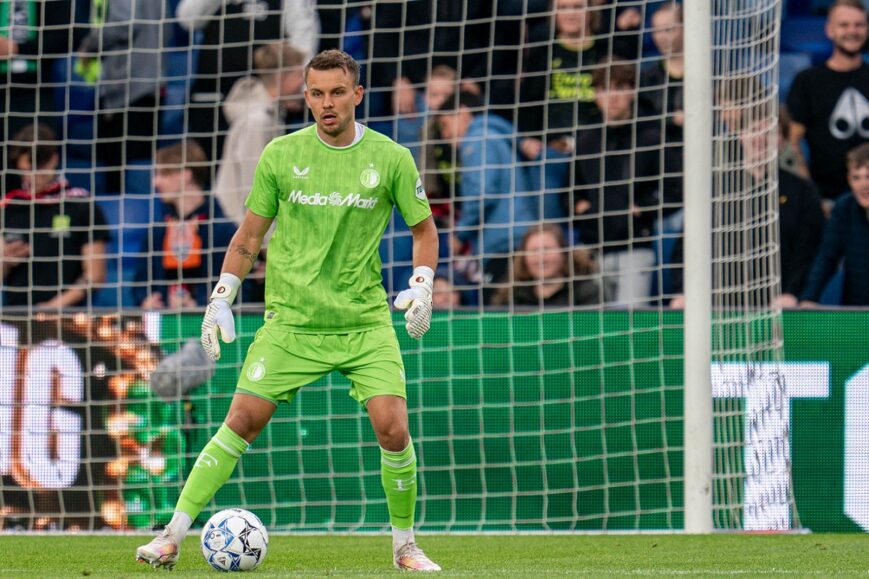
[175, 424, 249, 520]
[380, 440, 417, 529]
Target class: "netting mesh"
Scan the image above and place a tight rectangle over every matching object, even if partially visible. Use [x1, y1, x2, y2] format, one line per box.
[0, 0, 797, 533]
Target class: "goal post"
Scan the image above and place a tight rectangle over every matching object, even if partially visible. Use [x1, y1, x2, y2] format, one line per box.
[683, 0, 714, 535]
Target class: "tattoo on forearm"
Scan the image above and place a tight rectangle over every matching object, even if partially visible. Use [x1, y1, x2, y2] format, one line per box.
[233, 245, 258, 267]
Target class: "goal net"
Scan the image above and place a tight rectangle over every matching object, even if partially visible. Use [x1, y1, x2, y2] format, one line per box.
[0, 0, 797, 533]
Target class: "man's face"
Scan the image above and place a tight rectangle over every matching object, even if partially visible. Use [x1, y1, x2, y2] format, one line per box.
[826, 6, 868, 57]
[280, 68, 305, 112]
[555, 0, 590, 36]
[304, 67, 364, 140]
[595, 83, 635, 123]
[848, 164, 869, 209]
[651, 8, 683, 57]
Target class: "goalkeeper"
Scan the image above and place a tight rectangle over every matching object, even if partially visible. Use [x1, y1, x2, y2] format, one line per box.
[137, 49, 441, 572]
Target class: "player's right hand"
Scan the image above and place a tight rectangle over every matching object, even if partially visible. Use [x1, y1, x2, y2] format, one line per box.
[201, 273, 242, 361]
[201, 300, 236, 361]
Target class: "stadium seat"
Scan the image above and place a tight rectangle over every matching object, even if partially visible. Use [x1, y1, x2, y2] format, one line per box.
[780, 16, 829, 64]
[53, 57, 98, 161]
[63, 156, 104, 195]
[778, 52, 812, 102]
[124, 160, 154, 196]
[94, 198, 122, 307]
[93, 195, 164, 307]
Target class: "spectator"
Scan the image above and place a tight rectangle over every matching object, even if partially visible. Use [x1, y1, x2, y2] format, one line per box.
[490, 223, 605, 307]
[133, 141, 237, 310]
[786, 0, 869, 202]
[640, 1, 684, 232]
[1, 124, 108, 309]
[396, 65, 458, 160]
[670, 113, 826, 309]
[177, 0, 320, 163]
[213, 41, 306, 227]
[572, 59, 659, 306]
[369, 1, 519, 119]
[0, 0, 79, 146]
[518, 0, 641, 158]
[419, 115, 459, 232]
[77, 0, 168, 194]
[801, 142, 869, 306]
[397, 66, 460, 231]
[714, 76, 774, 175]
[437, 90, 537, 282]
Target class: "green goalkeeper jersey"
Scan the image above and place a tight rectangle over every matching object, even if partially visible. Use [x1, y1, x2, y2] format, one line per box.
[245, 124, 432, 333]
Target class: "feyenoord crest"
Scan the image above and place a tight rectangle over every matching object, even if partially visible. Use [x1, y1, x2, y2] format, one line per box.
[360, 164, 380, 189]
[246, 359, 266, 382]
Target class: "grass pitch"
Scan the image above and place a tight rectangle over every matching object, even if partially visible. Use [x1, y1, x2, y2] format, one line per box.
[0, 534, 867, 577]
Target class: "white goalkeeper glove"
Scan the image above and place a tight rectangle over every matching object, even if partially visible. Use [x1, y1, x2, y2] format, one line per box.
[393, 266, 434, 339]
[201, 273, 240, 361]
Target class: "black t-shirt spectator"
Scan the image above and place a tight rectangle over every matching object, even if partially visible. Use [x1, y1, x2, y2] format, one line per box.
[777, 170, 827, 295]
[191, 0, 284, 102]
[572, 121, 661, 251]
[1, 180, 109, 308]
[518, 40, 610, 139]
[787, 63, 869, 200]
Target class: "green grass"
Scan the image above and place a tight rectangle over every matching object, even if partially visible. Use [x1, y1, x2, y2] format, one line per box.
[0, 534, 868, 577]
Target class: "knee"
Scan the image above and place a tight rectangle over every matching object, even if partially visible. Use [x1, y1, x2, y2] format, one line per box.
[376, 423, 410, 452]
[224, 410, 260, 444]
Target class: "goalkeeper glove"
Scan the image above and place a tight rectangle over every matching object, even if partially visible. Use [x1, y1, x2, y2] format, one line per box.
[201, 273, 240, 361]
[394, 266, 434, 339]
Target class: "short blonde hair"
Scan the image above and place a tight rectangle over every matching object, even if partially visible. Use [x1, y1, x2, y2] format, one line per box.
[255, 41, 306, 79]
[830, 0, 867, 17]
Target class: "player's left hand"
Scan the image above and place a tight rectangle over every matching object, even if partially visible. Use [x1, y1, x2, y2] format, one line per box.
[394, 267, 434, 339]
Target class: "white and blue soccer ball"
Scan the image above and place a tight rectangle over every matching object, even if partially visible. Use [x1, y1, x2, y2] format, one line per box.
[200, 508, 269, 572]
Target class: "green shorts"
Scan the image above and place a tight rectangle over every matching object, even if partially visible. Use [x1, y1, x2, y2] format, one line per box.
[236, 324, 406, 406]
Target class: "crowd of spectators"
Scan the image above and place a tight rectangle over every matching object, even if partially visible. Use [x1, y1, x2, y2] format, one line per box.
[1, 0, 868, 312]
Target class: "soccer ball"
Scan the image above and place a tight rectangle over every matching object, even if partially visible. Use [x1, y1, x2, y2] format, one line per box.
[200, 508, 269, 571]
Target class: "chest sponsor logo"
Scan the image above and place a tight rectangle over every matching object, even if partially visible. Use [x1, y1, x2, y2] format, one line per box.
[360, 164, 380, 189]
[51, 214, 71, 238]
[287, 190, 379, 210]
[829, 88, 869, 140]
[293, 165, 310, 179]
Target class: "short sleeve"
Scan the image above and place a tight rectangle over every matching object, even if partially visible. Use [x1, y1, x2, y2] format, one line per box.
[244, 141, 281, 218]
[392, 146, 432, 227]
[786, 69, 810, 125]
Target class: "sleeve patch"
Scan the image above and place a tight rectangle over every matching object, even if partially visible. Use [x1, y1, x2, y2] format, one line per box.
[415, 177, 426, 201]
